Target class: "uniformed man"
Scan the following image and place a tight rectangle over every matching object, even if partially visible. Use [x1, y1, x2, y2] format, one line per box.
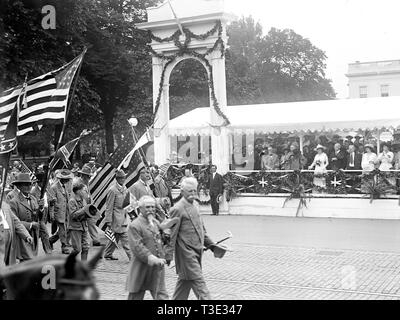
[48, 169, 73, 254]
[76, 165, 102, 246]
[129, 167, 154, 207]
[8, 173, 44, 262]
[103, 170, 132, 261]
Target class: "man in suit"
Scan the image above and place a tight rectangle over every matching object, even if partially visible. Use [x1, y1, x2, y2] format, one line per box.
[8, 173, 44, 262]
[48, 169, 74, 254]
[103, 170, 132, 261]
[0, 202, 33, 267]
[126, 196, 169, 300]
[129, 167, 154, 207]
[154, 164, 173, 205]
[165, 177, 219, 300]
[261, 147, 280, 170]
[346, 144, 362, 170]
[329, 143, 347, 170]
[207, 165, 224, 216]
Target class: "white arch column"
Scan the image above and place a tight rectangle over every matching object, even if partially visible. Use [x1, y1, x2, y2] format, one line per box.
[209, 50, 230, 175]
[152, 56, 170, 165]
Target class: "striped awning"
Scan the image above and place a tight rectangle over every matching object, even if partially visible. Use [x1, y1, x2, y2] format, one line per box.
[168, 96, 400, 136]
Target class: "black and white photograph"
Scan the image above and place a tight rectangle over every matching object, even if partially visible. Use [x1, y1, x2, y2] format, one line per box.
[1, 0, 400, 304]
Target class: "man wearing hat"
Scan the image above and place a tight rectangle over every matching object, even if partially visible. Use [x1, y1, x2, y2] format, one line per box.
[129, 167, 154, 209]
[8, 173, 44, 261]
[154, 164, 173, 205]
[1, 202, 33, 267]
[48, 169, 74, 254]
[68, 182, 98, 260]
[103, 169, 132, 261]
[76, 165, 102, 247]
[165, 177, 226, 300]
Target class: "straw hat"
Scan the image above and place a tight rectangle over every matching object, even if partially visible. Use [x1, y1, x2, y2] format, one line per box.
[56, 169, 73, 180]
[12, 173, 33, 184]
[115, 169, 126, 179]
[78, 165, 93, 177]
[213, 244, 229, 259]
[314, 144, 327, 151]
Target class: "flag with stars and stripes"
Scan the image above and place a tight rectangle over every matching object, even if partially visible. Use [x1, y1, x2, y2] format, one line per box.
[90, 134, 146, 229]
[0, 98, 19, 205]
[0, 50, 86, 137]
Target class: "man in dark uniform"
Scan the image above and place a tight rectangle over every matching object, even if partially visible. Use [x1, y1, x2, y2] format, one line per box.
[207, 165, 224, 215]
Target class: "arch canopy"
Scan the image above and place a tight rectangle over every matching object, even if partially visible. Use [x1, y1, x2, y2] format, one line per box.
[169, 96, 400, 136]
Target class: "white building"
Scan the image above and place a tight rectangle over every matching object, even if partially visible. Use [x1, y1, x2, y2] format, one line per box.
[346, 59, 400, 98]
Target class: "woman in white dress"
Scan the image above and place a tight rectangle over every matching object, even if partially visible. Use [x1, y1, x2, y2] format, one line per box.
[308, 144, 329, 190]
[377, 143, 395, 188]
[361, 144, 377, 172]
[377, 143, 394, 171]
[361, 144, 378, 193]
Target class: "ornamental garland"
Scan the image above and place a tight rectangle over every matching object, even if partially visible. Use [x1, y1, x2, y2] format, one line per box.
[148, 20, 230, 127]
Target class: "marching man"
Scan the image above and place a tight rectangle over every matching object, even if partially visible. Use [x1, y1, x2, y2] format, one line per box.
[103, 170, 132, 261]
[125, 195, 171, 300]
[165, 177, 227, 300]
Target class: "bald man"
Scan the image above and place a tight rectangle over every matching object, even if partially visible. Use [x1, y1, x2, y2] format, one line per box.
[165, 177, 217, 300]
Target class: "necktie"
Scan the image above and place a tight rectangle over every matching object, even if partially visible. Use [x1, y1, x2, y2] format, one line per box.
[350, 153, 354, 166]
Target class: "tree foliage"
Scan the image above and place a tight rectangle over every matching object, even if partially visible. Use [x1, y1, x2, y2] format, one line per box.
[0, 0, 158, 153]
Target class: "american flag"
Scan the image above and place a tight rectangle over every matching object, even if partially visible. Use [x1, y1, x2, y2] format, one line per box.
[104, 227, 119, 249]
[0, 50, 85, 137]
[91, 133, 146, 229]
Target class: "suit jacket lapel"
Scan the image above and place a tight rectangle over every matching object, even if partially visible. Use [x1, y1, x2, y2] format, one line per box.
[18, 193, 33, 212]
[182, 200, 202, 241]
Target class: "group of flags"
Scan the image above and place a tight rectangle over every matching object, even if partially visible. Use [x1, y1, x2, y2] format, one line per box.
[0, 48, 155, 238]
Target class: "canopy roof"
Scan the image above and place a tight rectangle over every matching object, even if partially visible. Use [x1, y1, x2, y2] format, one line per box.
[169, 96, 400, 136]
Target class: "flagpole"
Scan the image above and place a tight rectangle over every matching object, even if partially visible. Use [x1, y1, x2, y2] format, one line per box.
[41, 48, 87, 199]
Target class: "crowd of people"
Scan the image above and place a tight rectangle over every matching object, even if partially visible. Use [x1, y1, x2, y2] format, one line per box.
[252, 135, 400, 173]
[0, 157, 227, 300]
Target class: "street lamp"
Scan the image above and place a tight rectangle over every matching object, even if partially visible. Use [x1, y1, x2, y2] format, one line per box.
[128, 117, 138, 127]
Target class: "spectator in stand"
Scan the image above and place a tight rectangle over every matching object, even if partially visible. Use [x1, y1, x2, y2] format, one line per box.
[303, 145, 315, 168]
[261, 147, 280, 170]
[329, 143, 347, 170]
[280, 145, 291, 170]
[287, 143, 307, 170]
[377, 143, 394, 171]
[346, 144, 362, 171]
[361, 144, 377, 172]
[309, 145, 329, 190]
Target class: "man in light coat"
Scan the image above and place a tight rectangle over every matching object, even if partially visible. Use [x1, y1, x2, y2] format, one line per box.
[129, 167, 154, 206]
[165, 177, 218, 300]
[103, 170, 132, 261]
[8, 173, 44, 262]
[0, 202, 33, 267]
[48, 169, 73, 254]
[126, 196, 169, 300]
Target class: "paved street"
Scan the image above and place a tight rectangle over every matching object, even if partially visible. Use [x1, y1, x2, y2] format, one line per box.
[73, 215, 400, 300]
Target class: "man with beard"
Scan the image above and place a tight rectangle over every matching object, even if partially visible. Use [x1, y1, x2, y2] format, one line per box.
[126, 196, 170, 300]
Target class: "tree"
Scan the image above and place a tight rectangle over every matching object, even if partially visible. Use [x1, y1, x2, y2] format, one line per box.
[226, 17, 336, 105]
[0, 0, 160, 153]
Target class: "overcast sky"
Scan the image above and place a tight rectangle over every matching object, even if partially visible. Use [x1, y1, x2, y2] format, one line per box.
[224, 0, 400, 99]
